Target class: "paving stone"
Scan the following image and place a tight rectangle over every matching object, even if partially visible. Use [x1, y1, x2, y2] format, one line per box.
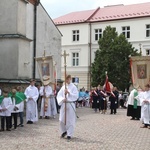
[0, 108, 149, 150]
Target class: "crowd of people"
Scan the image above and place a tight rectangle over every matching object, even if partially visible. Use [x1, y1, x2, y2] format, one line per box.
[0, 76, 150, 141]
[0, 75, 78, 141]
[0, 77, 58, 132]
[77, 86, 120, 115]
[127, 83, 150, 129]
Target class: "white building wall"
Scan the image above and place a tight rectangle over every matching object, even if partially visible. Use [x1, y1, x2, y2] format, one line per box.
[57, 16, 150, 89]
[59, 23, 89, 46]
[0, 1, 62, 81]
[17, 0, 26, 35]
[0, 0, 18, 34]
[91, 17, 150, 55]
[0, 39, 18, 78]
[36, 4, 62, 79]
[18, 39, 31, 78]
[58, 23, 90, 89]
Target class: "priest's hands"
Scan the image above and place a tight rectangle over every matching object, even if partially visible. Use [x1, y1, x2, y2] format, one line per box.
[1, 108, 7, 111]
[29, 97, 33, 100]
[143, 100, 149, 103]
[63, 98, 67, 103]
[65, 89, 70, 95]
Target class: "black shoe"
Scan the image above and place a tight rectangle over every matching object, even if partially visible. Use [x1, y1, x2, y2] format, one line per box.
[61, 132, 67, 138]
[18, 124, 24, 127]
[27, 121, 33, 124]
[30, 121, 33, 124]
[67, 136, 71, 141]
[0, 129, 4, 132]
[130, 117, 135, 120]
[39, 116, 42, 119]
[6, 128, 11, 131]
[27, 121, 30, 124]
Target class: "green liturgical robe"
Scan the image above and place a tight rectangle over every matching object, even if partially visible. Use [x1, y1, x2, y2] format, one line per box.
[133, 90, 138, 109]
[9, 92, 26, 104]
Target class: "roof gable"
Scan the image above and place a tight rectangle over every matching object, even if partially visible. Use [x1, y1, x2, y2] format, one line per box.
[90, 3, 150, 22]
[54, 9, 98, 25]
[54, 2, 150, 25]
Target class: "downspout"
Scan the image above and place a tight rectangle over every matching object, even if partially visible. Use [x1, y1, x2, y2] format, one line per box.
[89, 22, 92, 89]
[33, 0, 40, 79]
[86, 7, 100, 89]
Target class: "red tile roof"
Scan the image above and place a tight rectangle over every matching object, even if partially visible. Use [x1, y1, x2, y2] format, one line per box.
[54, 2, 150, 25]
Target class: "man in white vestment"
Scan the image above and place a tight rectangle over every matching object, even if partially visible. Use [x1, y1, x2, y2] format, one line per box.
[57, 75, 78, 141]
[139, 84, 150, 128]
[49, 90, 57, 119]
[127, 83, 141, 120]
[24, 79, 39, 124]
[40, 76, 52, 119]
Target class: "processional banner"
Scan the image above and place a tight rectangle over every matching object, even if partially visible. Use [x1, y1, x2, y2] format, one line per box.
[130, 56, 150, 90]
[35, 55, 54, 84]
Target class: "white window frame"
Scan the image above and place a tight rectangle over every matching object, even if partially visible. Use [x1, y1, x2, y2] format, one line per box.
[72, 30, 79, 41]
[122, 26, 130, 39]
[146, 24, 150, 37]
[72, 52, 79, 66]
[146, 49, 150, 56]
[95, 29, 102, 41]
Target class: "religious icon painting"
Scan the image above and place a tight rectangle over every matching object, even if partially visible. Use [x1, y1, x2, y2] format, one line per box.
[41, 63, 50, 76]
[36, 54, 54, 83]
[137, 64, 147, 79]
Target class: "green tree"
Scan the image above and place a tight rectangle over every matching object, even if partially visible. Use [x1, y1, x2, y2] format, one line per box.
[91, 26, 140, 91]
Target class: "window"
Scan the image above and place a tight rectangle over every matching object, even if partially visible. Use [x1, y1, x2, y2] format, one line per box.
[95, 29, 102, 41]
[122, 26, 130, 38]
[72, 30, 79, 41]
[72, 53, 79, 66]
[146, 49, 150, 56]
[146, 25, 150, 37]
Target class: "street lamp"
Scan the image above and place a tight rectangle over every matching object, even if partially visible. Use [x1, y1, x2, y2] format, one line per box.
[139, 43, 142, 55]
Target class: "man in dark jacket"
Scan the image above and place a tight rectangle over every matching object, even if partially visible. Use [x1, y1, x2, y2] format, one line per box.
[109, 87, 119, 114]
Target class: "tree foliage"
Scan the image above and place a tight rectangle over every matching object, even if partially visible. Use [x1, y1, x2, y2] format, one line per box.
[91, 26, 140, 91]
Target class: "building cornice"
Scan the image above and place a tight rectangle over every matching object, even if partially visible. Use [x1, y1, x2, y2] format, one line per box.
[20, 0, 29, 4]
[55, 16, 150, 26]
[0, 34, 32, 41]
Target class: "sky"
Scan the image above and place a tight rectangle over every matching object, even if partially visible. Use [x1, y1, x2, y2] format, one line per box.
[40, 0, 149, 19]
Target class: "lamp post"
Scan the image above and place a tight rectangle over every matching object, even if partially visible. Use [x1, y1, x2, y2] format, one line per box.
[139, 43, 142, 55]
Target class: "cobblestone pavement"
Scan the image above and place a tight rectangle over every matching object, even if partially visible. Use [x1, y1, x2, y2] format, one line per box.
[0, 108, 150, 150]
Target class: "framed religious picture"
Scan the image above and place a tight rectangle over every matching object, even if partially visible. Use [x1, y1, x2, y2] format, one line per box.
[36, 54, 54, 83]
[41, 63, 50, 76]
[137, 64, 147, 79]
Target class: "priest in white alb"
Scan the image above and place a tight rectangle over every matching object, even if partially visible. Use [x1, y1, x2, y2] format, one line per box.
[138, 84, 150, 128]
[57, 75, 78, 141]
[24, 79, 39, 124]
[127, 83, 141, 120]
[39, 76, 52, 119]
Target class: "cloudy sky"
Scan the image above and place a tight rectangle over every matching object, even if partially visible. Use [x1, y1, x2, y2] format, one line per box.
[40, 0, 149, 19]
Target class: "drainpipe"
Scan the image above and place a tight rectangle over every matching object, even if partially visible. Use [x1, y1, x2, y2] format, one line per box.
[89, 22, 92, 89]
[33, 0, 40, 79]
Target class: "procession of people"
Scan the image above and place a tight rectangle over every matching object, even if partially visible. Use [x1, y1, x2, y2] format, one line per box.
[127, 83, 150, 129]
[0, 73, 150, 141]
